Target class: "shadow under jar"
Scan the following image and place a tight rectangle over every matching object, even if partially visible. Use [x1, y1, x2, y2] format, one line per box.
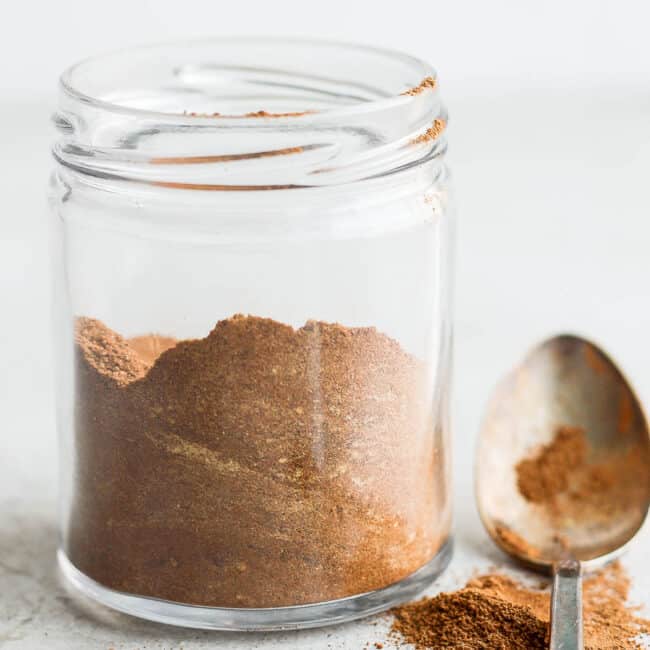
[50, 38, 454, 630]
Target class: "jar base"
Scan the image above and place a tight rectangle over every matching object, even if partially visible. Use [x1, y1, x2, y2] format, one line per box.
[57, 540, 453, 631]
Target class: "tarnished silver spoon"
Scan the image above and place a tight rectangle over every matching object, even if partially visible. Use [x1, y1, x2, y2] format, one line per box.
[476, 335, 650, 650]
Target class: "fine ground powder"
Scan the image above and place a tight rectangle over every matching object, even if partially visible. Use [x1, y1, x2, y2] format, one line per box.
[515, 425, 650, 529]
[69, 314, 449, 607]
[516, 425, 588, 504]
[390, 562, 650, 649]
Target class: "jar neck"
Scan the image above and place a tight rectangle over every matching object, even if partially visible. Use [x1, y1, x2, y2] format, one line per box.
[53, 38, 447, 190]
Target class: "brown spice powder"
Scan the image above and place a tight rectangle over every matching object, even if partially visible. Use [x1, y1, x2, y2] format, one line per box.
[128, 334, 177, 366]
[390, 562, 650, 649]
[411, 119, 447, 145]
[152, 181, 301, 191]
[516, 425, 588, 504]
[402, 76, 437, 96]
[150, 146, 305, 166]
[70, 315, 449, 607]
[515, 425, 650, 528]
[185, 110, 313, 118]
[493, 523, 544, 561]
[243, 110, 313, 118]
[391, 581, 548, 649]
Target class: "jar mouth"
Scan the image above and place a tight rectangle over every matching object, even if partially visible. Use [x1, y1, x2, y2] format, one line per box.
[55, 37, 447, 189]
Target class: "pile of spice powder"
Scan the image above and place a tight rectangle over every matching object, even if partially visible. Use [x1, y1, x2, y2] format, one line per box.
[389, 561, 650, 649]
[516, 425, 588, 504]
[69, 314, 450, 607]
[515, 425, 650, 527]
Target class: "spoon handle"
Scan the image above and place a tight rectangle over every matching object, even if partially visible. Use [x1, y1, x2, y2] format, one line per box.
[550, 557, 583, 650]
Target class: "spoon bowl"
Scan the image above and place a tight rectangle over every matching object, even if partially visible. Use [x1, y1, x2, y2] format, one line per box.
[476, 334, 650, 568]
[476, 334, 650, 649]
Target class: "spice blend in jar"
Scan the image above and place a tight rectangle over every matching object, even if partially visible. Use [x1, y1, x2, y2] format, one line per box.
[52, 39, 453, 629]
[70, 315, 449, 607]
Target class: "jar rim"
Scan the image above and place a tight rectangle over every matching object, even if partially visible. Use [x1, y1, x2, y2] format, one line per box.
[60, 36, 437, 121]
[55, 37, 447, 190]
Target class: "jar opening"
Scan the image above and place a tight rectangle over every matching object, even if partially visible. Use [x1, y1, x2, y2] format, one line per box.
[55, 38, 447, 189]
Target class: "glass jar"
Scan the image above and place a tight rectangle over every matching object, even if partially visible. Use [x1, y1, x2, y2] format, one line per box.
[50, 38, 454, 630]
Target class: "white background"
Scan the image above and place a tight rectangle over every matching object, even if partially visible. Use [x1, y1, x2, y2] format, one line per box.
[2, 1, 650, 648]
[3, 0, 650, 96]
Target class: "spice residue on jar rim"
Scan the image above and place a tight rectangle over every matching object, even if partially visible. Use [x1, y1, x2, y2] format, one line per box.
[150, 146, 305, 166]
[402, 76, 437, 96]
[184, 109, 315, 118]
[69, 314, 449, 608]
[183, 75, 439, 119]
[411, 118, 447, 144]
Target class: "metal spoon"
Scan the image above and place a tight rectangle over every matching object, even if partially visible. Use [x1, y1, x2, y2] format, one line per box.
[476, 335, 650, 650]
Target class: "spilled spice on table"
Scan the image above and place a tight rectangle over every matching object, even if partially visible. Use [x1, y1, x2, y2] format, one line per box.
[69, 314, 449, 607]
[389, 561, 650, 649]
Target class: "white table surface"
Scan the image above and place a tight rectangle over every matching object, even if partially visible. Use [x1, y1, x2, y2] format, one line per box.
[2, 89, 650, 649]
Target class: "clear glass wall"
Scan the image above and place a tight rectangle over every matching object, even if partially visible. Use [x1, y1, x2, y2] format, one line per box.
[51, 38, 454, 629]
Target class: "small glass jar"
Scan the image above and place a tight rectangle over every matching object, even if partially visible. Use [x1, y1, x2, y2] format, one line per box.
[50, 38, 454, 630]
